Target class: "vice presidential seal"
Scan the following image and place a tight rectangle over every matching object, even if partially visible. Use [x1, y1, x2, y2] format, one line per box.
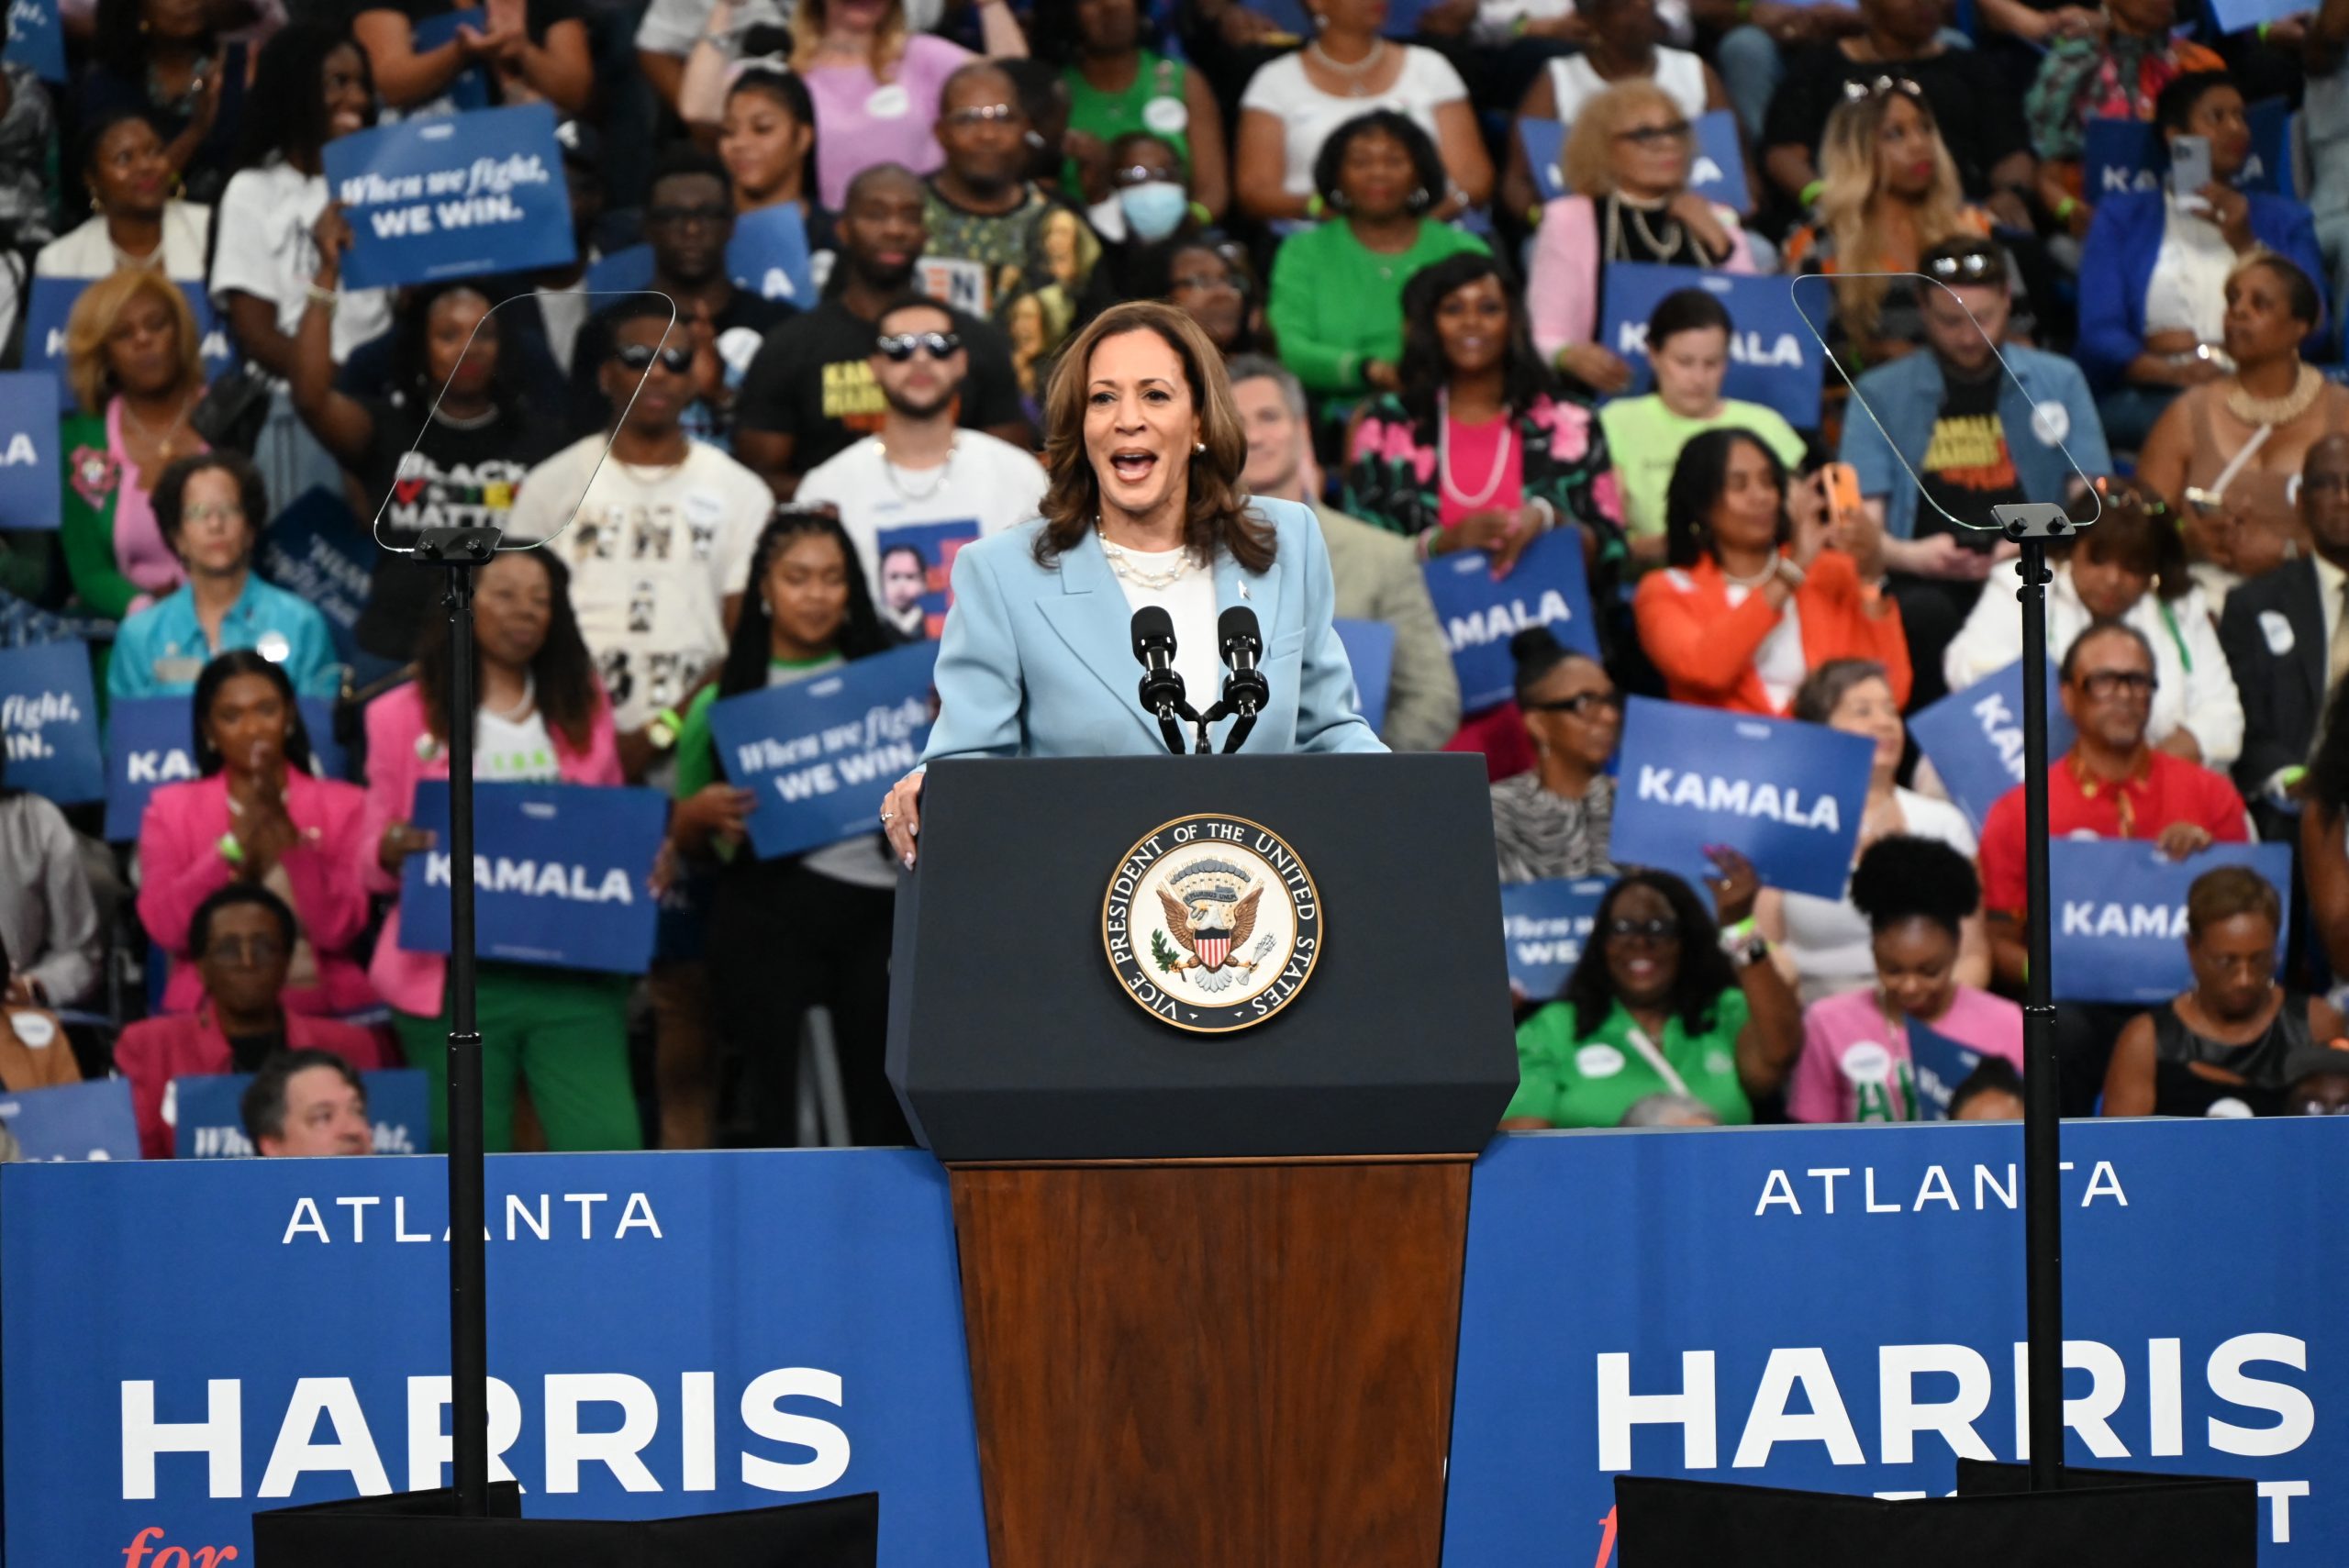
[1103, 813, 1322, 1032]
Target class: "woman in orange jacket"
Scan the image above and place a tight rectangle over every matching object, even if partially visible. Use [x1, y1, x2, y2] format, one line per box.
[1631, 428, 1909, 717]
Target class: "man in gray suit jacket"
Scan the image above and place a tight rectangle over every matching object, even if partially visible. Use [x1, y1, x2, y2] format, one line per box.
[1229, 357, 1462, 753]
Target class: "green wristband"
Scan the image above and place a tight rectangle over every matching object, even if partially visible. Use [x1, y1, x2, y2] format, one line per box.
[217, 831, 246, 867]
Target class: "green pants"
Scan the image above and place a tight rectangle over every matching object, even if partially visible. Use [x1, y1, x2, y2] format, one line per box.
[394, 964, 643, 1153]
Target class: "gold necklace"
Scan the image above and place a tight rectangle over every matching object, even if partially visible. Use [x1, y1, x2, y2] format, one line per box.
[2225, 362, 2325, 428]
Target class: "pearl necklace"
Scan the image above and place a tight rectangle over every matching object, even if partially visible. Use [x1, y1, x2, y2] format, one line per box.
[1718, 557, 1777, 590]
[1438, 391, 1513, 509]
[1307, 38, 1386, 95]
[1603, 193, 1687, 263]
[1097, 523, 1194, 590]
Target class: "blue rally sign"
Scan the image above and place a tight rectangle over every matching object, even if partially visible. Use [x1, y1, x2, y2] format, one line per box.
[1332, 617, 1393, 737]
[0, 371, 60, 529]
[1522, 109, 1751, 214]
[0, 639, 101, 804]
[172, 1070, 430, 1159]
[259, 486, 371, 664]
[585, 206, 816, 306]
[1908, 659, 2075, 833]
[1500, 876, 1610, 1000]
[407, 7, 492, 111]
[0, 1077, 138, 1161]
[323, 103, 578, 290]
[105, 696, 350, 840]
[1422, 527, 1599, 714]
[2084, 98, 2291, 199]
[1904, 1014, 1985, 1120]
[22, 279, 236, 396]
[399, 780, 667, 973]
[705, 642, 938, 862]
[2049, 839, 2294, 1005]
[3, 0, 65, 80]
[1608, 696, 1874, 898]
[1601, 262, 1822, 428]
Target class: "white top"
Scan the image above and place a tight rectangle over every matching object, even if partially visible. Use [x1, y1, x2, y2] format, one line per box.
[536, 278, 593, 375]
[2143, 194, 2235, 342]
[1479, 0, 1689, 42]
[36, 202, 212, 280]
[1240, 46, 1469, 200]
[1545, 49, 1708, 128]
[2317, 550, 2346, 662]
[1778, 788, 1978, 1006]
[473, 705, 562, 783]
[794, 429, 1048, 636]
[1105, 544, 1220, 728]
[208, 160, 391, 366]
[1943, 561, 2243, 768]
[509, 436, 770, 733]
[1725, 581, 1807, 711]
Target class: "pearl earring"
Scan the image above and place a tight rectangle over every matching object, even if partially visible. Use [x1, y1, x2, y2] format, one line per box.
[1195, 441, 1207, 454]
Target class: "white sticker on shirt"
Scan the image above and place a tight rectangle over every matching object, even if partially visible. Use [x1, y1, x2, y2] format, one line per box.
[1141, 95, 1189, 136]
[8, 1012, 56, 1049]
[256, 630, 291, 663]
[1575, 1043, 1626, 1079]
[2030, 399, 2070, 447]
[2260, 610, 2296, 657]
[865, 83, 911, 119]
[1840, 1040, 1894, 1084]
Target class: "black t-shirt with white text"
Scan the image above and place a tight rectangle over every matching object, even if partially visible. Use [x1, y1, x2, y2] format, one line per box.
[1914, 364, 2024, 549]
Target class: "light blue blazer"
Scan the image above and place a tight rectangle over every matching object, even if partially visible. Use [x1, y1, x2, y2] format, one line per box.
[920, 497, 1387, 761]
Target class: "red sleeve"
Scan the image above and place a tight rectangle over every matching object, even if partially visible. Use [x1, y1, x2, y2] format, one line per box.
[2204, 773, 2252, 840]
[1632, 573, 1784, 702]
[1978, 786, 2026, 916]
[110, 1023, 173, 1161]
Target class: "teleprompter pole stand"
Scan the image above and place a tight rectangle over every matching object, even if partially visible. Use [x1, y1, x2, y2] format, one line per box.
[413, 524, 504, 1518]
[1996, 501, 2075, 1490]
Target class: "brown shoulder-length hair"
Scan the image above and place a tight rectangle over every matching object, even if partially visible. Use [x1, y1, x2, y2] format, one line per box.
[1033, 299, 1273, 573]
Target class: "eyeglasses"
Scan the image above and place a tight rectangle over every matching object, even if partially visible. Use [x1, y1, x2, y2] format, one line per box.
[614, 341, 695, 373]
[1111, 163, 1176, 188]
[1525, 690, 1622, 717]
[875, 330, 962, 361]
[942, 103, 1018, 128]
[647, 203, 730, 228]
[184, 501, 247, 524]
[1614, 120, 1692, 147]
[1842, 74, 1923, 102]
[206, 934, 286, 966]
[1925, 250, 2001, 283]
[1604, 916, 1680, 943]
[2076, 670, 2158, 698]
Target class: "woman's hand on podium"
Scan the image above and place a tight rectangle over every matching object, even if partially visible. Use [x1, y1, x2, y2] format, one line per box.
[880, 766, 925, 869]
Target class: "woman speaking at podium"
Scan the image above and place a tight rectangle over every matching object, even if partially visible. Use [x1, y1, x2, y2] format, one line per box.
[879, 299, 1384, 866]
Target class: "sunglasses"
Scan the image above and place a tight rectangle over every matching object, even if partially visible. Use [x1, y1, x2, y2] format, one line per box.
[614, 341, 695, 373]
[1614, 120, 1692, 147]
[1842, 74, 1924, 102]
[1525, 690, 1621, 717]
[876, 330, 962, 361]
[1605, 916, 1680, 943]
[1925, 250, 2001, 283]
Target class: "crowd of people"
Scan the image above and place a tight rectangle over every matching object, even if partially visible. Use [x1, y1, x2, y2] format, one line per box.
[6, 0, 2349, 1153]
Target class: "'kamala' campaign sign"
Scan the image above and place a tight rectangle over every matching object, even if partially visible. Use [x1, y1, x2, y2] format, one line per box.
[705, 641, 939, 861]
[1522, 109, 1751, 215]
[22, 279, 236, 395]
[2084, 98, 2291, 199]
[104, 696, 349, 840]
[1601, 263, 1821, 428]
[259, 487, 371, 664]
[1501, 877, 1610, 1000]
[1422, 527, 1599, 714]
[1906, 1015, 1984, 1120]
[0, 1077, 137, 1161]
[1608, 696, 1873, 899]
[325, 103, 577, 290]
[585, 205, 817, 306]
[0, 640, 101, 804]
[0, 371, 59, 530]
[3, 0, 65, 81]
[2049, 839, 2294, 1005]
[1333, 617, 1393, 737]
[400, 780, 667, 973]
[172, 1070, 429, 1159]
[1908, 659, 2075, 833]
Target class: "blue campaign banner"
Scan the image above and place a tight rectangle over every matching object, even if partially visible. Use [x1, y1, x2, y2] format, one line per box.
[1422, 527, 1600, 714]
[0, 1077, 138, 1161]
[705, 642, 938, 861]
[0, 370, 60, 529]
[172, 1070, 429, 1159]
[0, 639, 101, 805]
[258, 486, 371, 665]
[1333, 617, 1393, 737]
[1443, 1118, 2349, 1566]
[1253, 0, 1434, 36]
[2049, 839, 2295, 1005]
[1602, 263, 1822, 428]
[1500, 876, 1611, 1000]
[2084, 98, 2291, 200]
[323, 103, 577, 291]
[1, 1150, 988, 1564]
[22, 279, 237, 396]
[1906, 1015, 1984, 1119]
[585, 242, 654, 295]
[1608, 696, 1874, 899]
[1908, 659, 2074, 833]
[874, 518, 978, 639]
[2211, 0, 2308, 38]
[729, 202, 816, 306]
[3, 0, 64, 81]
[408, 7, 492, 112]
[1522, 110, 1749, 214]
[104, 695, 350, 840]
[399, 780, 667, 973]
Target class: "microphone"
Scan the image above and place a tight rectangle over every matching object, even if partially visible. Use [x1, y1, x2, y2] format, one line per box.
[1213, 606, 1270, 754]
[1130, 606, 1192, 756]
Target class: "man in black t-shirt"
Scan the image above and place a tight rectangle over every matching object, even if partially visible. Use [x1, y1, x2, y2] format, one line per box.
[734, 163, 1033, 499]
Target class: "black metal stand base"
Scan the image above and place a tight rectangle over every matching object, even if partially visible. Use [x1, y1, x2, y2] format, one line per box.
[250, 1487, 879, 1566]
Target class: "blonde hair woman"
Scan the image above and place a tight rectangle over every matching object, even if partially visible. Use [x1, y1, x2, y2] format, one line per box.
[789, 0, 1026, 208]
[1784, 82, 1998, 366]
[1527, 79, 1758, 395]
[58, 270, 210, 617]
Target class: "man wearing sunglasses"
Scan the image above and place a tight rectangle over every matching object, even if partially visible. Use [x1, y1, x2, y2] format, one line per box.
[1977, 621, 2252, 1108]
[797, 295, 1049, 641]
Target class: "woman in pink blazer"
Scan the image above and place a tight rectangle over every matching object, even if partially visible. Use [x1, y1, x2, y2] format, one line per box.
[136, 651, 378, 1016]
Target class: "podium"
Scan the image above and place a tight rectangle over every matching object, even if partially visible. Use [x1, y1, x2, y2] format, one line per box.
[888, 755, 1517, 1567]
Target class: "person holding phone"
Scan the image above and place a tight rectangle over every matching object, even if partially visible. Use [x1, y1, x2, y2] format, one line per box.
[2075, 71, 2328, 451]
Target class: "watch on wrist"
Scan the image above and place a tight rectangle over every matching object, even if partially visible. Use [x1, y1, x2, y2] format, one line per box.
[647, 707, 685, 752]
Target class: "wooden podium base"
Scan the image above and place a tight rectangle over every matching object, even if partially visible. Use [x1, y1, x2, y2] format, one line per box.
[948, 1157, 1473, 1568]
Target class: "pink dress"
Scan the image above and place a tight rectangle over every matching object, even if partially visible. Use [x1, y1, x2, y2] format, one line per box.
[107, 397, 197, 605]
[805, 35, 973, 208]
[1789, 985, 2024, 1123]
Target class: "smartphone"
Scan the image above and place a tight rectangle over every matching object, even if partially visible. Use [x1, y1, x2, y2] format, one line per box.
[1823, 462, 1864, 523]
[2169, 134, 2213, 201]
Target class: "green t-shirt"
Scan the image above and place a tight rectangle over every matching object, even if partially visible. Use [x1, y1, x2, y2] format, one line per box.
[1598, 396, 1806, 544]
[1505, 992, 1753, 1129]
[1265, 217, 1489, 399]
[671, 653, 845, 801]
[1063, 50, 1193, 190]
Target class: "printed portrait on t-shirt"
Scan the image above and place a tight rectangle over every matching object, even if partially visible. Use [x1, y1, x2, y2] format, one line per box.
[875, 518, 979, 640]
